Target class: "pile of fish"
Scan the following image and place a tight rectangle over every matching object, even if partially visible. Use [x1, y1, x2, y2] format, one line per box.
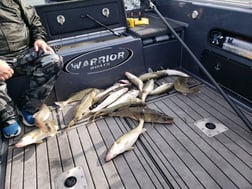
[14, 68, 200, 162]
[54, 68, 200, 161]
[57, 68, 199, 128]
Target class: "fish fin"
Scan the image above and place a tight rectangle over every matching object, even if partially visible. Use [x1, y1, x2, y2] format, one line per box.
[54, 101, 66, 110]
[31, 132, 41, 139]
[92, 111, 101, 121]
[33, 111, 38, 118]
[48, 105, 57, 111]
[49, 131, 57, 137]
[147, 67, 154, 72]
[141, 128, 147, 134]
[127, 147, 134, 151]
[36, 140, 44, 144]
[67, 120, 75, 128]
[41, 127, 50, 133]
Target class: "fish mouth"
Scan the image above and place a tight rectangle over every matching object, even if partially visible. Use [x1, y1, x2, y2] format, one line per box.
[104, 153, 117, 162]
[104, 155, 112, 162]
[118, 79, 130, 85]
[164, 117, 174, 124]
[165, 120, 174, 124]
[15, 142, 24, 148]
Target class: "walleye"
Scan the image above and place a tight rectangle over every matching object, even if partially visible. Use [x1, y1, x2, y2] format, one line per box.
[139, 71, 167, 81]
[149, 82, 174, 95]
[33, 103, 51, 131]
[93, 81, 130, 104]
[68, 89, 100, 128]
[108, 106, 173, 124]
[106, 90, 142, 110]
[90, 87, 128, 113]
[125, 72, 144, 91]
[91, 90, 145, 119]
[174, 77, 200, 95]
[15, 120, 58, 148]
[105, 119, 145, 162]
[141, 79, 154, 102]
[55, 88, 97, 109]
[139, 68, 190, 81]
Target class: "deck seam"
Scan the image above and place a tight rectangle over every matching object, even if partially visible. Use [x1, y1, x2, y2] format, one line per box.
[124, 118, 175, 189]
[151, 101, 223, 189]
[160, 98, 240, 189]
[176, 94, 252, 167]
[131, 118, 191, 188]
[95, 119, 126, 189]
[200, 89, 251, 132]
[188, 92, 252, 146]
[167, 94, 252, 188]
[45, 138, 53, 189]
[86, 122, 111, 188]
[102, 118, 127, 189]
[114, 118, 142, 188]
[76, 127, 96, 189]
[135, 123, 188, 188]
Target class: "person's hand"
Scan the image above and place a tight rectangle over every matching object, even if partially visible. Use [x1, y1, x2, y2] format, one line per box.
[0, 60, 14, 81]
[34, 39, 54, 53]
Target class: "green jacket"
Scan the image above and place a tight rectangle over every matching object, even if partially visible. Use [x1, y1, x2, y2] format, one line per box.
[0, 0, 47, 57]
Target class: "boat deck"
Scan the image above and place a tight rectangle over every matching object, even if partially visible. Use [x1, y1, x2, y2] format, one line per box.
[2, 77, 252, 189]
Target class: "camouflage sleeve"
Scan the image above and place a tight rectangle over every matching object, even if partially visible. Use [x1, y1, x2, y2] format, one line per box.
[17, 0, 47, 43]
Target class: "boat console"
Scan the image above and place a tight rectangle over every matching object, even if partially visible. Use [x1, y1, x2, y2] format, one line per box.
[23, 0, 186, 100]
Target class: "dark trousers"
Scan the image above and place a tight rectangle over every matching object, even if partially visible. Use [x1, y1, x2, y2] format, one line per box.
[0, 48, 63, 127]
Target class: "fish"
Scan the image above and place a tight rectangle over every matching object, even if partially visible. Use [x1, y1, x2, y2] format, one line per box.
[108, 106, 173, 124]
[91, 90, 145, 119]
[174, 77, 200, 95]
[139, 68, 190, 81]
[105, 119, 145, 162]
[90, 87, 128, 113]
[106, 90, 141, 110]
[104, 97, 145, 115]
[141, 79, 154, 102]
[139, 71, 168, 81]
[93, 81, 130, 104]
[55, 88, 97, 109]
[98, 90, 140, 112]
[33, 103, 51, 121]
[125, 72, 144, 91]
[149, 82, 174, 95]
[15, 120, 58, 148]
[67, 89, 100, 127]
[33, 103, 51, 131]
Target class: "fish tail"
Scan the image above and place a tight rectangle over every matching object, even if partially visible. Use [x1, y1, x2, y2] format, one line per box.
[67, 120, 76, 128]
[141, 128, 147, 134]
[141, 94, 147, 103]
[54, 101, 66, 110]
[165, 69, 190, 77]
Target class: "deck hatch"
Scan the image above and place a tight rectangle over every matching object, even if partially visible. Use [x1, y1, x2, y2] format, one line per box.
[194, 117, 228, 137]
[55, 166, 88, 189]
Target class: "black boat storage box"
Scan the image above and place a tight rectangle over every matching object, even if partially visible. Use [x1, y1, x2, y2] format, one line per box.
[35, 0, 146, 100]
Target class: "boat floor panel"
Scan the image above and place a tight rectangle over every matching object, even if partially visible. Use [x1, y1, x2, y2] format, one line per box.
[3, 83, 252, 189]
